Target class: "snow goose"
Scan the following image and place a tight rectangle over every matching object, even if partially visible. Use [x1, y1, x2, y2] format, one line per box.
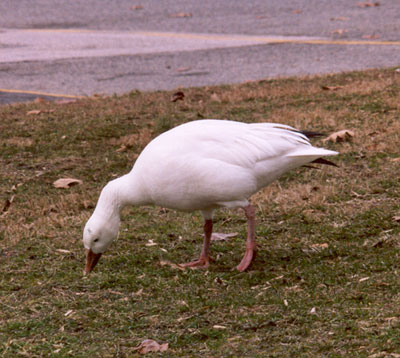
[83, 119, 338, 274]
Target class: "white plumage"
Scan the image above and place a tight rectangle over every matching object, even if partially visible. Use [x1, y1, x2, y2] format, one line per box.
[83, 119, 338, 274]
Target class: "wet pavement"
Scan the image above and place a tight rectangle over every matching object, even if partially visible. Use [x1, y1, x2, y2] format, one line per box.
[1, 0, 399, 104]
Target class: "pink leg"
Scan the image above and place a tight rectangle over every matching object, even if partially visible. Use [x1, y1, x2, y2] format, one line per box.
[237, 204, 257, 272]
[180, 219, 213, 269]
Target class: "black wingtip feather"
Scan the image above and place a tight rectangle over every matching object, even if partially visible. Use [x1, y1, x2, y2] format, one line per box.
[310, 157, 338, 167]
[300, 130, 325, 139]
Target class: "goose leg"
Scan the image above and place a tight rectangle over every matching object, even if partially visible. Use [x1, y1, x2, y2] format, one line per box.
[237, 204, 257, 272]
[180, 219, 213, 269]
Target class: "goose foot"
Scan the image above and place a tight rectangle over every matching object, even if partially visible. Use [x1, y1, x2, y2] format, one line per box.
[179, 257, 210, 269]
[236, 247, 257, 272]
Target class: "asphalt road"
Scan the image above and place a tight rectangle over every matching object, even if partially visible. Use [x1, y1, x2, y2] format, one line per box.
[1, 0, 400, 104]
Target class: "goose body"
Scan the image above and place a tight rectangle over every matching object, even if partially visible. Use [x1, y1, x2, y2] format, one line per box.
[83, 119, 338, 273]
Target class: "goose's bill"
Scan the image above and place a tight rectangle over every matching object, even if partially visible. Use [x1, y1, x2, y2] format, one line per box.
[84, 249, 102, 274]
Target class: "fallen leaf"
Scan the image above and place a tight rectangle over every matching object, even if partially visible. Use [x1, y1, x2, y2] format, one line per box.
[116, 144, 127, 152]
[27, 109, 54, 115]
[134, 288, 144, 296]
[270, 275, 284, 281]
[310, 307, 317, 314]
[211, 232, 238, 241]
[210, 93, 222, 103]
[27, 110, 42, 115]
[6, 137, 34, 147]
[2, 195, 14, 213]
[171, 91, 185, 102]
[82, 200, 94, 209]
[53, 178, 83, 189]
[56, 249, 72, 254]
[177, 300, 189, 308]
[292, 9, 302, 14]
[11, 183, 23, 191]
[213, 325, 227, 329]
[321, 85, 343, 91]
[169, 12, 192, 18]
[64, 309, 74, 317]
[108, 290, 124, 296]
[134, 339, 168, 354]
[393, 216, 400, 222]
[310, 243, 329, 249]
[145, 239, 157, 246]
[34, 97, 46, 103]
[131, 5, 144, 10]
[357, 2, 380, 7]
[359, 277, 370, 282]
[159, 343, 169, 352]
[110, 129, 153, 152]
[160, 260, 185, 270]
[323, 129, 354, 143]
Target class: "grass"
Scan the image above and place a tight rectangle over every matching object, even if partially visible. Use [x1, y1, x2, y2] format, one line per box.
[1, 68, 400, 357]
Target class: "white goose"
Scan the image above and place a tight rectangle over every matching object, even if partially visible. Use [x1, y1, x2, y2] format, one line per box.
[83, 119, 338, 274]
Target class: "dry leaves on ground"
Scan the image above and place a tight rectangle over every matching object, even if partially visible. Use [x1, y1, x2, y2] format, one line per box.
[213, 325, 227, 329]
[134, 339, 168, 354]
[210, 93, 222, 103]
[160, 260, 185, 270]
[323, 129, 355, 143]
[111, 129, 153, 152]
[310, 243, 329, 251]
[26, 109, 55, 116]
[27, 110, 42, 116]
[310, 307, 317, 315]
[2, 195, 15, 214]
[321, 85, 343, 91]
[6, 137, 34, 147]
[171, 91, 185, 102]
[53, 178, 83, 189]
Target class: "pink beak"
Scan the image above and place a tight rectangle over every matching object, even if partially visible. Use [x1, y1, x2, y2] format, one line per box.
[84, 249, 102, 274]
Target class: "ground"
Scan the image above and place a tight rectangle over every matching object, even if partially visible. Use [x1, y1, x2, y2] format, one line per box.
[1, 69, 400, 357]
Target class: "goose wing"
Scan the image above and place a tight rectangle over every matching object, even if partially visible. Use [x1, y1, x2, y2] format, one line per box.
[133, 120, 337, 210]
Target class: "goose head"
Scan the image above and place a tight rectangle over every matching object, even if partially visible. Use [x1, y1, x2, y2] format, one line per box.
[83, 212, 120, 274]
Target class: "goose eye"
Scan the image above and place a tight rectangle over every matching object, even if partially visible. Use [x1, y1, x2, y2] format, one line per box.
[93, 238, 99, 243]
